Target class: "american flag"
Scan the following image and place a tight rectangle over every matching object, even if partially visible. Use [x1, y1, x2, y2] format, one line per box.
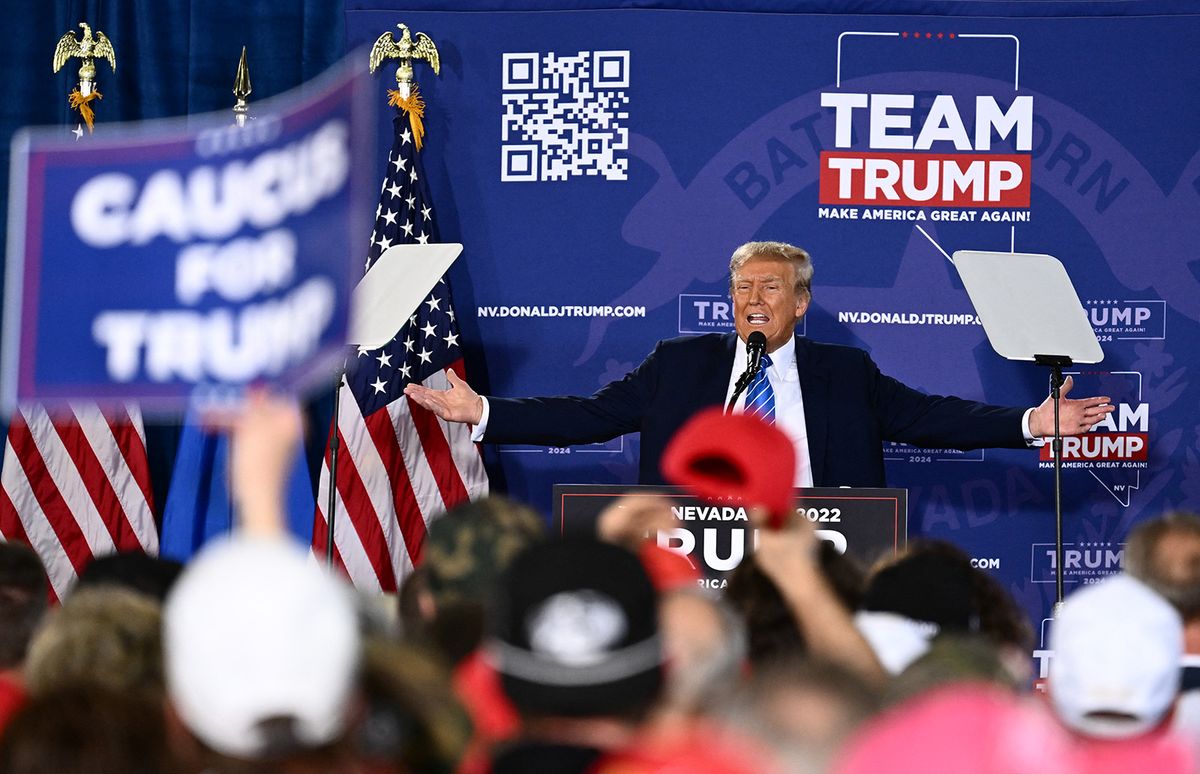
[0, 403, 158, 602]
[314, 111, 488, 591]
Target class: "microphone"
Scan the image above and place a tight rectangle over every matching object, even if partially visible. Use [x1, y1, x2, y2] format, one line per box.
[746, 331, 767, 376]
[726, 332, 769, 413]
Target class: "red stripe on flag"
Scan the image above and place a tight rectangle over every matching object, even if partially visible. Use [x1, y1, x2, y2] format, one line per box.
[0, 486, 53, 604]
[331, 428, 398, 592]
[8, 419, 93, 576]
[407, 395, 469, 511]
[51, 417, 136, 551]
[0, 483, 32, 546]
[364, 407, 427, 565]
[107, 407, 156, 515]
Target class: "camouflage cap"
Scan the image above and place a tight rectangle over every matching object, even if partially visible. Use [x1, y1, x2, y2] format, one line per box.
[423, 496, 545, 604]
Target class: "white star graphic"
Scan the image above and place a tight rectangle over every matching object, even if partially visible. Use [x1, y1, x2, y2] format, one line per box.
[387, 182, 403, 199]
[378, 235, 393, 250]
[375, 203, 382, 218]
[417, 232, 430, 244]
[401, 221, 414, 237]
[409, 168, 418, 182]
[376, 352, 392, 368]
[418, 348, 432, 364]
[447, 308, 455, 321]
[403, 337, 414, 352]
[72, 124, 84, 140]
[405, 195, 416, 209]
[425, 296, 442, 311]
[443, 331, 459, 347]
[408, 314, 418, 326]
[399, 363, 412, 379]
[371, 377, 388, 394]
[382, 208, 398, 225]
[357, 345, 371, 357]
[421, 205, 432, 221]
[421, 321, 437, 338]
[391, 154, 404, 172]
[401, 128, 412, 145]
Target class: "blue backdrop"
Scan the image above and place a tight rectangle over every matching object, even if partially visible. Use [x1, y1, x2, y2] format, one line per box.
[346, 0, 1200, 648]
[10, 2, 1200, 654]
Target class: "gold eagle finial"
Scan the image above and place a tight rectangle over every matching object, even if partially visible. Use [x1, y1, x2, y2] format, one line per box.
[369, 23, 440, 95]
[53, 23, 117, 85]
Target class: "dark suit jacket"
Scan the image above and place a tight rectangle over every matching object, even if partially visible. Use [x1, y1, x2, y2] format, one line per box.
[484, 333, 1027, 486]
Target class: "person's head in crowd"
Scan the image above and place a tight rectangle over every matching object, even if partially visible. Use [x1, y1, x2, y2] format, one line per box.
[0, 541, 48, 673]
[23, 586, 163, 702]
[885, 635, 1022, 707]
[411, 495, 545, 665]
[725, 540, 864, 667]
[0, 542, 48, 736]
[833, 684, 1076, 774]
[1049, 573, 1182, 740]
[163, 536, 361, 771]
[75, 550, 184, 603]
[856, 541, 1032, 679]
[656, 588, 746, 720]
[0, 684, 172, 774]
[1126, 511, 1200, 628]
[484, 538, 664, 770]
[354, 637, 472, 774]
[724, 656, 878, 773]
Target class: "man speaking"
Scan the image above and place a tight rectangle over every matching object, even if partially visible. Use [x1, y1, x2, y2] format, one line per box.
[405, 241, 1113, 487]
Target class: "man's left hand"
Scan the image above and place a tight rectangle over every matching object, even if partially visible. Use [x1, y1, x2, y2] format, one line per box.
[1028, 375, 1114, 437]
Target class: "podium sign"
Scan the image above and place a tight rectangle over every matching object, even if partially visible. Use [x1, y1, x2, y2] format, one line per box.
[554, 484, 907, 581]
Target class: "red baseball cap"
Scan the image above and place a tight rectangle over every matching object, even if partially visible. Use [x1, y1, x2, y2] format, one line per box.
[661, 408, 796, 528]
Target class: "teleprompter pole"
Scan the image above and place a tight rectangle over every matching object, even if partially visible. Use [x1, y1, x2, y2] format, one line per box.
[1035, 354, 1072, 609]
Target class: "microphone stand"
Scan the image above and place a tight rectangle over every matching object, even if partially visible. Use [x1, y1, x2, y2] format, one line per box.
[326, 367, 345, 567]
[726, 346, 765, 413]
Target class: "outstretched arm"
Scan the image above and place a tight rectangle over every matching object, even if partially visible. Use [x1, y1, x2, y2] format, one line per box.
[1027, 375, 1113, 438]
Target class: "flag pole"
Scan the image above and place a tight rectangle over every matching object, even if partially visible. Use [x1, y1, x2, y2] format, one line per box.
[325, 26, 443, 570]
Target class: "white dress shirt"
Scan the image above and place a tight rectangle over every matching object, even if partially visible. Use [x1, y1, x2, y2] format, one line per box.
[725, 337, 814, 487]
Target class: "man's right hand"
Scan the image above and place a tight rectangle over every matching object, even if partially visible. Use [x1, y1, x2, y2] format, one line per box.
[403, 370, 484, 425]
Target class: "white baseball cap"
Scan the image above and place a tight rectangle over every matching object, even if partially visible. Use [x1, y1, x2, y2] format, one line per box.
[163, 536, 360, 759]
[1049, 574, 1183, 739]
[854, 610, 936, 675]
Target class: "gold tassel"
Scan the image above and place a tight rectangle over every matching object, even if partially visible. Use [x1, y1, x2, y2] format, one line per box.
[387, 85, 426, 151]
[68, 89, 103, 133]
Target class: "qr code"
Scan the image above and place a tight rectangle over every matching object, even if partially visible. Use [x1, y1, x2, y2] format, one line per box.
[501, 51, 630, 182]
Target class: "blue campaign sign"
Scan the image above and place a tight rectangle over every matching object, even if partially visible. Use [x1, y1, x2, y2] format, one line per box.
[3, 54, 375, 413]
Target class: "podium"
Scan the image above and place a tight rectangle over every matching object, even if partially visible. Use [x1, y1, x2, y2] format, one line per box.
[554, 484, 907, 581]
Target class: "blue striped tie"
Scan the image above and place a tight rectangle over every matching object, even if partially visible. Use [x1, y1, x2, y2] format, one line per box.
[744, 353, 775, 425]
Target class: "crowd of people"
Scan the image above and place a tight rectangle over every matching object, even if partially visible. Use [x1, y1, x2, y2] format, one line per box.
[0, 394, 1196, 773]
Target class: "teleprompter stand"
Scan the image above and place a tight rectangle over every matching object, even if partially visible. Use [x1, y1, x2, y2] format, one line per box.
[326, 243, 462, 567]
[952, 251, 1103, 608]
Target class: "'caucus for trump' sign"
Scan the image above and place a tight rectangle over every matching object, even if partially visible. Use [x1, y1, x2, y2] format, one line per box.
[3, 54, 375, 414]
